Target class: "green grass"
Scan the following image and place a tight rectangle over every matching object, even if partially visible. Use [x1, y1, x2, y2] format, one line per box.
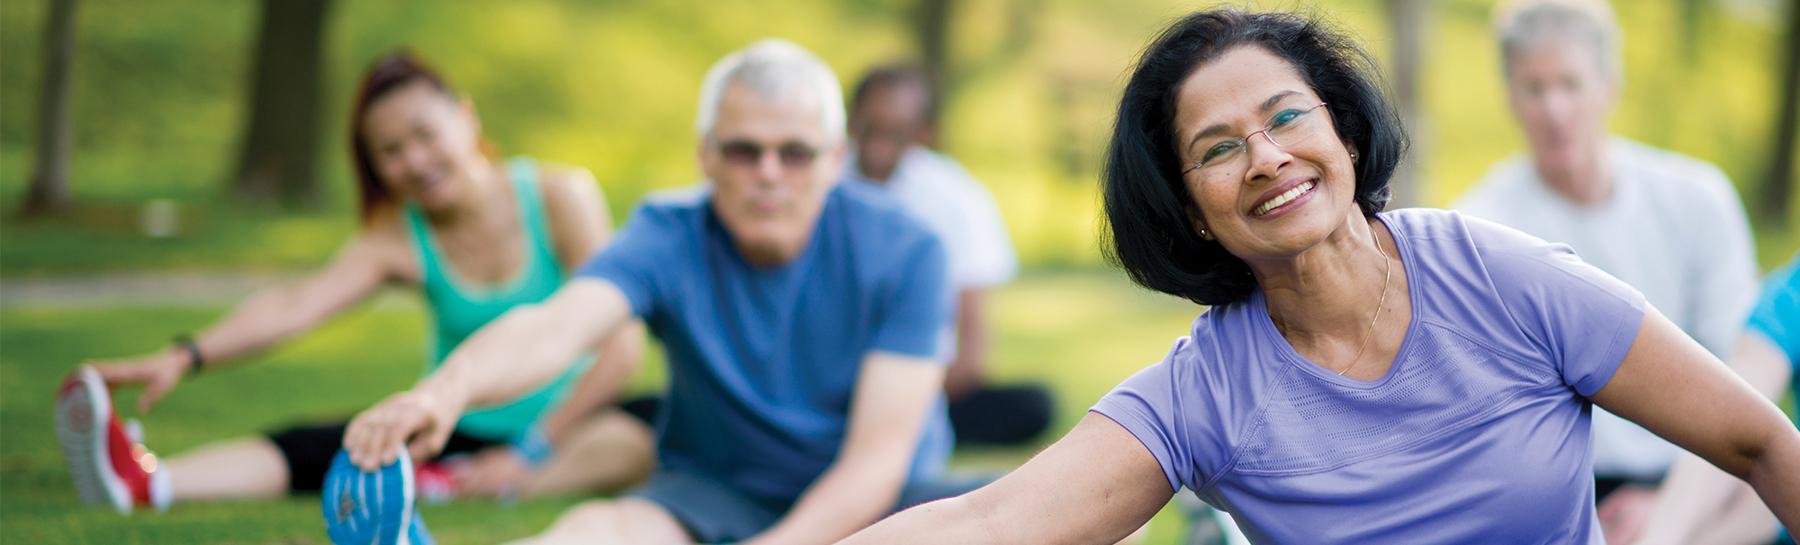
[0, 196, 355, 278]
[0, 271, 1205, 544]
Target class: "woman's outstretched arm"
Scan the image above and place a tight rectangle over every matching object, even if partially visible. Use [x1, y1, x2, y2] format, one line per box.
[838, 412, 1174, 544]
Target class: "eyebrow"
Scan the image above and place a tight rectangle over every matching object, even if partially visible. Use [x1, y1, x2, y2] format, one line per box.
[1185, 90, 1303, 153]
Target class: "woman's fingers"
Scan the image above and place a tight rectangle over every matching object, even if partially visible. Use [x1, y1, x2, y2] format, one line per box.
[345, 391, 452, 471]
[90, 360, 154, 386]
[136, 373, 177, 414]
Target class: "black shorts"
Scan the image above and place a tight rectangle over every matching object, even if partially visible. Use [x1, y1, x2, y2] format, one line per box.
[266, 420, 503, 493]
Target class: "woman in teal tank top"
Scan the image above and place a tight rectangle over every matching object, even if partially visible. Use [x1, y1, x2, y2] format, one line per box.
[59, 51, 653, 509]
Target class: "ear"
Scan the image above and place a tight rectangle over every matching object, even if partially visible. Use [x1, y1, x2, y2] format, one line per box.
[819, 138, 849, 186]
[1188, 210, 1214, 241]
[696, 136, 716, 181]
[458, 96, 483, 139]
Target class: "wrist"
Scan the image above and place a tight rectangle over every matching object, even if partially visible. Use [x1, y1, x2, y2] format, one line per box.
[416, 374, 471, 417]
[169, 334, 204, 375]
[509, 425, 554, 467]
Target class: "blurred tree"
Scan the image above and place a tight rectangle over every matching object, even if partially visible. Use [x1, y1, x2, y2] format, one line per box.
[1386, 0, 1425, 208]
[915, 0, 950, 124]
[1764, 0, 1797, 224]
[21, 0, 79, 217]
[1680, 0, 1706, 66]
[229, 0, 331, 208]
[910, 0, 1039, 146]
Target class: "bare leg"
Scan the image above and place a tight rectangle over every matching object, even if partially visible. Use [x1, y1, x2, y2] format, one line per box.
[503, 498, 690, 545]
[519, 409, 655, 499]
[164, 437, 289, 501]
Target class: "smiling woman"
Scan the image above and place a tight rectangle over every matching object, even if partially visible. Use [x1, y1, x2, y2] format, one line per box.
[53, 49, 654, 518]
[1101, 13, 1404, 308]
[836, 8, 1800, 545]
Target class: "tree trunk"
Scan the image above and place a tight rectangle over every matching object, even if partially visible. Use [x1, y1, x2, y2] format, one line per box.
[913, 0, 952, 134]
[1763, 0, 1799, 224]
[22, 0, 79, 217]
[229, 0, 331, 208]
[1386, 0, 1426, 208]
[1680, 0, 1706, 65]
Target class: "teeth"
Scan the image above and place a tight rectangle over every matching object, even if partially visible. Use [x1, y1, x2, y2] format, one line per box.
[1254, 181, 1314, 216]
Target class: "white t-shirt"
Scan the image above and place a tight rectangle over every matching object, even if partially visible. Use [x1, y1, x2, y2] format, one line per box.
[1453, 137, 1760, 480]
[845, 146, 1018, 291]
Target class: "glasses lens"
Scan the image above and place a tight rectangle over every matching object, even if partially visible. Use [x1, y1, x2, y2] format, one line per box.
[777, 144, 818, 168]
[1197, 139, 1245, 171]
[720, 141, 761, 165]
[1265, 106, 1319, 148]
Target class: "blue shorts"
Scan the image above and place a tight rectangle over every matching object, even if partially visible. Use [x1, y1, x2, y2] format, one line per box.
[626, 470, 990, 543]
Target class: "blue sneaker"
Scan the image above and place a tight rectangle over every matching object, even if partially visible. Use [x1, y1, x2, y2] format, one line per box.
[407, 513, 435, 545]
[322, 450, 432, 545]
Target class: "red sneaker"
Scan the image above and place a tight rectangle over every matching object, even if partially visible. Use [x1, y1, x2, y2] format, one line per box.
[55, 365, 169, 513]
[413, 461, 458, 504]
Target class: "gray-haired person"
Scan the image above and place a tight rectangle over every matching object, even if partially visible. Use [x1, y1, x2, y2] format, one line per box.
[1451, 2, 1763, 540]
[342, 39, 979, 544]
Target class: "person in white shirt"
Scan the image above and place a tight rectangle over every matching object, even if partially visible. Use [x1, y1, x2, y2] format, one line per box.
[1453, 1, 1766, 542]
[843, 63, 1053, 446]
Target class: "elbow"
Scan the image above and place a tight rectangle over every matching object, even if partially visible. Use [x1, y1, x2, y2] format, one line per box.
[1751, 427, 1800, 470]
[1729, 423, 1800, 480]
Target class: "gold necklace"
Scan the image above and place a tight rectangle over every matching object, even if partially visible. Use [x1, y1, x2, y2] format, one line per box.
[1337, 234, 1393, 376]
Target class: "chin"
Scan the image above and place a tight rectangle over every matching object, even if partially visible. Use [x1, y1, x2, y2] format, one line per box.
[416, 192, 460, 212]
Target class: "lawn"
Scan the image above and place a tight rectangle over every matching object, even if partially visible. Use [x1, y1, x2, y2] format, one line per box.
[0, 270, 1205, 544]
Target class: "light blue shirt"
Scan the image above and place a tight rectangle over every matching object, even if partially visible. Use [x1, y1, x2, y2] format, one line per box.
[1746, 256, 1799, 422]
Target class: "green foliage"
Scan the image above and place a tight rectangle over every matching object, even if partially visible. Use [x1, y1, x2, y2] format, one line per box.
[1, 0, 1793, 274]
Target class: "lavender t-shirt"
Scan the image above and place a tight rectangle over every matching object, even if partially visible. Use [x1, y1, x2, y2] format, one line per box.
[1093, 209, 1647, 544]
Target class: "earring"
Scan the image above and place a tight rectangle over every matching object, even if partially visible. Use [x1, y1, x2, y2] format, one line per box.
[1197, 226, 1213, 240]
[1350, 151, 1359, 163]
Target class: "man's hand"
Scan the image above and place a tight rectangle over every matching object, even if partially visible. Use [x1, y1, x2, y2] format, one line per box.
[1599, 484, 1658, 545]
[343, 389, 463, 471]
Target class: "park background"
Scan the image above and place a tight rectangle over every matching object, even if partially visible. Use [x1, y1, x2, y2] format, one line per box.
[1, 0, 1795, 543]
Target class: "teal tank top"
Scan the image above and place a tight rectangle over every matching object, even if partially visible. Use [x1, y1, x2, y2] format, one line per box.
[403, 157, 589, 441]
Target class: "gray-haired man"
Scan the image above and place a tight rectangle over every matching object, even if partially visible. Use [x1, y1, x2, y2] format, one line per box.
[343, 39, 976, 544]
[1453, 1, 1764, 542]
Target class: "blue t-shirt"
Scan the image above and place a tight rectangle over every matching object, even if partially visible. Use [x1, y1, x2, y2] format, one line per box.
[1093, 209, 1647, 544]
[579, 182, 954, 505]
[1746, 256, 1799, 421]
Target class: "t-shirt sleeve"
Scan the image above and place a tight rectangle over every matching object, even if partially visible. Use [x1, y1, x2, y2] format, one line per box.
[1479, 231, 1649, 397]
[1089, 337, 1223, 494]
[1746, 258, 1800, 365]
[575, 204, 680, 319]
[868, 231, 952, 361]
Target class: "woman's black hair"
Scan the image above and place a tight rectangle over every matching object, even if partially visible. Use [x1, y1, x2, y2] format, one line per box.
[1101, 9, 1407, 306]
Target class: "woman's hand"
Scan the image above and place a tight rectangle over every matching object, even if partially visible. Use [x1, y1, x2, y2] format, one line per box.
[86, 350, 191, 414]
[343, 388, 463, 471]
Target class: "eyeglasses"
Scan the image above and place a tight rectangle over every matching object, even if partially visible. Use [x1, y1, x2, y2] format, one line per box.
[716, 139, 821, 170]
[1182, 102, 1330, 176]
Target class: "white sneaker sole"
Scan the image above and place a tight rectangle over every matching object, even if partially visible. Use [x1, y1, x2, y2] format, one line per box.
[54, 367, 132, 514]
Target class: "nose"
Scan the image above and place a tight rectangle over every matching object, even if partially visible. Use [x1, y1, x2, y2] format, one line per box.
[397, 144, 432, 180]
[755, 149, 784, 181]
[1243, 131, 1291, 183]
